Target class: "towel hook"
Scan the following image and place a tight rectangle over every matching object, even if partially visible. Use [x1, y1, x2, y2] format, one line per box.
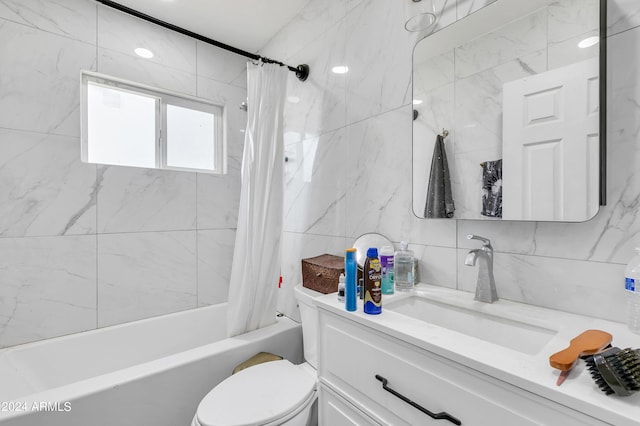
[441, 129, 449, 139]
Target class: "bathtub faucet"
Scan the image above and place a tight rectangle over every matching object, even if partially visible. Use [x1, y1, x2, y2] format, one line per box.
[464, 234, 498, 303]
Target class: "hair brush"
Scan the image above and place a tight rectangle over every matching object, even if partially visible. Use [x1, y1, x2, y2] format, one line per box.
[549, 330, 612, 386]
[584, 347, 640, 396]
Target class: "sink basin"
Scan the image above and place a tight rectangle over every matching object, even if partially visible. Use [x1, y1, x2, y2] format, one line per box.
[385, 295, 557, 355]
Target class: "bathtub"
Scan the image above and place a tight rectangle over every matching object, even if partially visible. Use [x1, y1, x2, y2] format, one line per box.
[0, 303, 303, 426]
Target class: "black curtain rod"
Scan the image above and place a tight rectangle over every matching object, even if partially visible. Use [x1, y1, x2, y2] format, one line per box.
[95, 0, 309, 81]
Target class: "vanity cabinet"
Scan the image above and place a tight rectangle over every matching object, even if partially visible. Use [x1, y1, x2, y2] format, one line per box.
[317, 309, 606, 426]
[318, 385, 381, 426]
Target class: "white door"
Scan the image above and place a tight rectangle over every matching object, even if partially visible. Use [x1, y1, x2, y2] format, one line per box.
[502, 57, 599, 221]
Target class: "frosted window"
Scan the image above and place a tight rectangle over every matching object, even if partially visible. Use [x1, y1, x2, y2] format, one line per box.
[82, 72, 225, 174]
[166, 105, 215, 171]
[87, 83, 157, 168]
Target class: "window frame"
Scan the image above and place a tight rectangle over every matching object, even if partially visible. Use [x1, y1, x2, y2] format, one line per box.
[80, 70, 227, 174]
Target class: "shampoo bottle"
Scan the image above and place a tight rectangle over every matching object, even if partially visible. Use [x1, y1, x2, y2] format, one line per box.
[345, 248, 357, 312]
[363, 247, 382, 315]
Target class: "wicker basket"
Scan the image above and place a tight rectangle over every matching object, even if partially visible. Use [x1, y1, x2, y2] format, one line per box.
[301, 254, 344, 294]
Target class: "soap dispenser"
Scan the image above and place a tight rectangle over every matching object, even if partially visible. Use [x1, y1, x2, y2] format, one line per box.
[395, 241, 414, 291]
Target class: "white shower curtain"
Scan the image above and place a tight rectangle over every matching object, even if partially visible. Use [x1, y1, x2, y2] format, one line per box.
[227, 62, 288, 337]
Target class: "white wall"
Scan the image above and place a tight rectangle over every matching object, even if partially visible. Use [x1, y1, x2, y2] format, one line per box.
[264, 0, 640, 323]
[0, 0, 247, 347]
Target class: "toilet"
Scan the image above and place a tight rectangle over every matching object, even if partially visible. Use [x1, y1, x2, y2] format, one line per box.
[192, 284, 322, 426]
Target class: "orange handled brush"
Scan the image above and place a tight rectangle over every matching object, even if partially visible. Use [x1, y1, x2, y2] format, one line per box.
[549, 329, 612, 386]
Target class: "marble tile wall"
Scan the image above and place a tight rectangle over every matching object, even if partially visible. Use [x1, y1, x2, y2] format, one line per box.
[263, 0, 640, 324]
[0, 0, 245, 347]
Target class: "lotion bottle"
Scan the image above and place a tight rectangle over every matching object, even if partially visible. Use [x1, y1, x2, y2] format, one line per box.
[380, 245, 395, 294]
[363, 247, 382, 315]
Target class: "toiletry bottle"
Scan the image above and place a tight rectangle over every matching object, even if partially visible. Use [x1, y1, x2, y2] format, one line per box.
[625, 248, 640, 334]
[395, 241, 415, 291]
[345, 248, 357, 312]
[363, 247, 382, 315]
[380, 245, 395, 295]
[337, 273, 345, 303]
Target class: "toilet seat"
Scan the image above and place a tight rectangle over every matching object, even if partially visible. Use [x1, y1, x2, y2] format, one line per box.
[195, 360, 316, 426]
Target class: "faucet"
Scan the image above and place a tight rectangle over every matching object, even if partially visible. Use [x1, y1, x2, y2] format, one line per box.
[464, 234, 498, 303]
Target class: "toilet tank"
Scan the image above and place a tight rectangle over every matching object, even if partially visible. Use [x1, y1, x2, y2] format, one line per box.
[293, 284, 323, 369]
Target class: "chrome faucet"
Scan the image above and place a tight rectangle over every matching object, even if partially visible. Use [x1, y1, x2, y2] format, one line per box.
[465, 234, 498, 303]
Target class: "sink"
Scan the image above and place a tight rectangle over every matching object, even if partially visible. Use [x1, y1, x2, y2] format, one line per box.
[385, 295, 557, 355]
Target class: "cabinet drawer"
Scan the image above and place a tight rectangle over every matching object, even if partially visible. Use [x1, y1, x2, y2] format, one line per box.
[318, 311, 605, 426]
[319, 384, 381, 426]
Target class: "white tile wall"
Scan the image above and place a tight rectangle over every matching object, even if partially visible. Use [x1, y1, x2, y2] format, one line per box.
[197, 229, 236, 306]
[284, 128, 347, 236]
[0, 0, 245, 347]
[263, 0, 640, 322]
[97, 231, 197, 327]
[608, 0, 640, 36]
[0, 236, 97, 347]
[0, 129, 97, 237]
[0, 0, 97, 43]
[344, 0, 420, 125]
[0, 19, 96, 137]
[97, 166, 197, 233]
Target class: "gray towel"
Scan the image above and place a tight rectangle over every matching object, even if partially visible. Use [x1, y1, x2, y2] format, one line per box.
[481, 159, 502, 218]
[424, 135, 455, 218]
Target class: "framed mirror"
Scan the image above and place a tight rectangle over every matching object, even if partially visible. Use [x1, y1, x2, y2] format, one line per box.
[412, 0, 606, 221]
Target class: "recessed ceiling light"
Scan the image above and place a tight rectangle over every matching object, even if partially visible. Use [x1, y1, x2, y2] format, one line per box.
[287, 96, 301, 104]
[332, 65, 349, 74]
[413, 99, 423, 105]
[578, 36, 599, 49]
[134, 47, 154, 58]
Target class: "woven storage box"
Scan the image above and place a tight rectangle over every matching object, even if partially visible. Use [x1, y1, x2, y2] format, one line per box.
[301, 254, 344, 294]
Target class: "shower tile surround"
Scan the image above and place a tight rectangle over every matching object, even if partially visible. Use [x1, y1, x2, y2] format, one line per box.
[264, 0, 640, 324]
[0, 1, 246, 347]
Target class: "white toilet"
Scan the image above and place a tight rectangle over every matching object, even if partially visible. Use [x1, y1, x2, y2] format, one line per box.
[192, 284, 322, 426]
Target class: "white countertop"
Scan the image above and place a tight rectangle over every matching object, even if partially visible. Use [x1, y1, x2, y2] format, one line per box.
[314, 284, 640, 425]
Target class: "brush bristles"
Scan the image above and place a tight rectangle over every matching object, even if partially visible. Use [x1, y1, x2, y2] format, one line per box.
[614, 348, 640, 391]
[585, 356, 616, 395]
[585, 347, 640, 396]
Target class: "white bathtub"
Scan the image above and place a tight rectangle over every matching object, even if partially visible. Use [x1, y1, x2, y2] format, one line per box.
[0, 303, 303, 426]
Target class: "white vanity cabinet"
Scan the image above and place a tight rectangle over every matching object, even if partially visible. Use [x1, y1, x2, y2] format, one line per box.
[317, 309, 607, 426]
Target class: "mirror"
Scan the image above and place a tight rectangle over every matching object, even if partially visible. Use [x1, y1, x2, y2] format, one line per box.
[353, 233, 393, 268]
[412, 0, 605, 221]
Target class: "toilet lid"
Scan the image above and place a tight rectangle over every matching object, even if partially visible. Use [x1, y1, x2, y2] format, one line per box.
[196, 360, 316, 426]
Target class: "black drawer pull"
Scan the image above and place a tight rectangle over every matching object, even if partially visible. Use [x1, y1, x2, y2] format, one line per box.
[375, 375, 461, 425]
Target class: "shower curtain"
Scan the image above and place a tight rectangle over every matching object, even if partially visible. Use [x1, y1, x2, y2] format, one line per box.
[227, 62, 288, 337]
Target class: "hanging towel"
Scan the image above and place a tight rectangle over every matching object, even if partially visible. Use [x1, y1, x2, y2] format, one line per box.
[481, 159, 502, 218]
[424, 135, 455, 218]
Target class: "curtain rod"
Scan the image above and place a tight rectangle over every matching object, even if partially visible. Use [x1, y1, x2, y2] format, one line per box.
[95, 0, 309, 81]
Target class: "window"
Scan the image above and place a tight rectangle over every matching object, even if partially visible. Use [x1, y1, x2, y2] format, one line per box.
[81, 71, 225, 174]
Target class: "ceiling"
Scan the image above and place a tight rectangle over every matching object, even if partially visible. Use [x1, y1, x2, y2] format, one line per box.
[112, 0, 310, 53]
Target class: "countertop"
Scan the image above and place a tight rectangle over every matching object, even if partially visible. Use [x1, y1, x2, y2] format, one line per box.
[313, 284, 640, 425]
